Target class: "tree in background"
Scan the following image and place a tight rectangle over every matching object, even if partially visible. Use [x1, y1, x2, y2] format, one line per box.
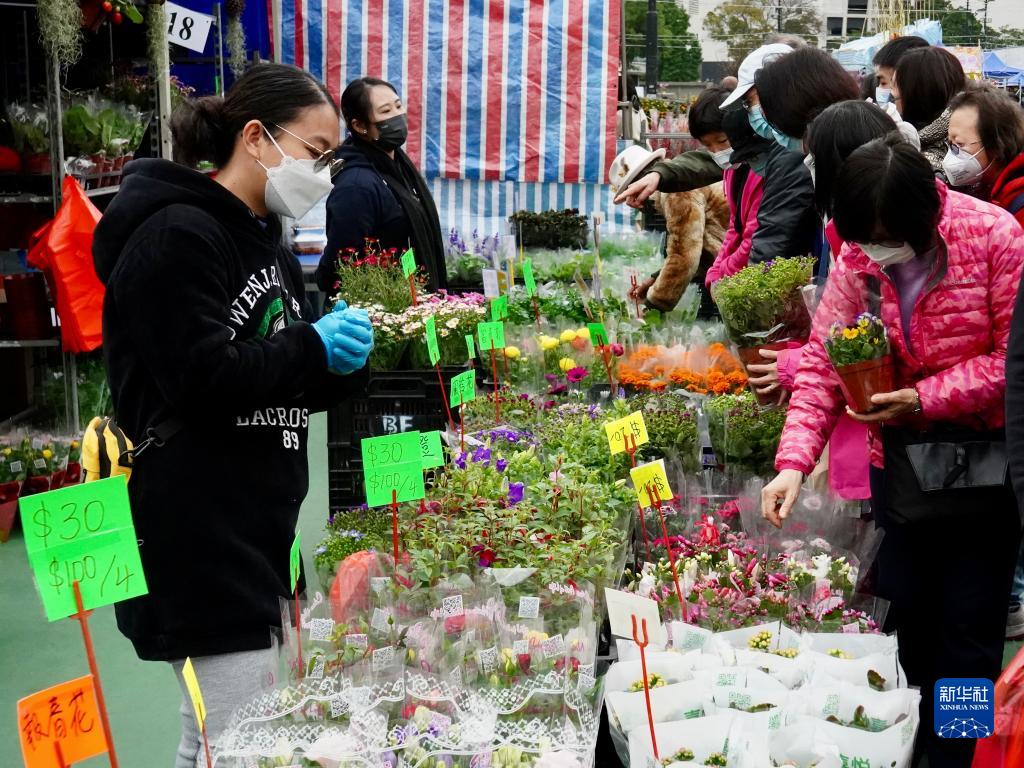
[907, 0, 1024, 48]
[625, 0, 702, 82]
[704, 0, 820, 64]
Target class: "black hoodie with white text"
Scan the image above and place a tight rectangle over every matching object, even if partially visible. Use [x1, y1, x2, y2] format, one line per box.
[93, 159, 367, 661]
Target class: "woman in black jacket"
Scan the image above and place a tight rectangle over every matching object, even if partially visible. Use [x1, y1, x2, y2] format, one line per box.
[317, 77, 447, 293]
[92, 64, 373, 766]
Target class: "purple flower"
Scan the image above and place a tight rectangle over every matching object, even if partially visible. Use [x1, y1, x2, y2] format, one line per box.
[545, 374, 559, 383]
[455, 452, 468, 470]
[508, 482, 525, 505]
[471, 446, 492, 464]
[496, 459, 509, 473]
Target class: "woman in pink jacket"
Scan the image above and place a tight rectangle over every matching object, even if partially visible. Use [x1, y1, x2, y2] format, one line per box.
[763, 135, 1024, 768]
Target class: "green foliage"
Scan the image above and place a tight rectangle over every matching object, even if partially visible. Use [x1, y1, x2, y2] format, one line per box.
[704, 0, 821, 64]
[7, 104, 50, 154]
[624, 1, 702, 82]
[509, 209, 589, 250]
[706, 392, 786, 476]
[505, 284, 626, 326]
[62, 100, 150, 157]
[38, 355, 112, 430]
[333, 262, 415, 314]
[315, 508, 390, 576]
[711, 258, 815, 346]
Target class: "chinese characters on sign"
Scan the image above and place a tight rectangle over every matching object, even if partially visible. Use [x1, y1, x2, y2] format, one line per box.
[18, 675, 107, 768]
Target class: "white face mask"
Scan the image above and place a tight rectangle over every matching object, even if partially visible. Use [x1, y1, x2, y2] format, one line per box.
[258, 126, 334, 219]
[942, 145, 989, 187]
[875, 86, 892, 105]
[711, 148, 733, 170]
[858, 241, 916, 266]
[803, 153, 816, 186]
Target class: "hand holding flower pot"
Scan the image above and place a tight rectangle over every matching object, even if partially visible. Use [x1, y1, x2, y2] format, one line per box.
[824, 314, 894, 414]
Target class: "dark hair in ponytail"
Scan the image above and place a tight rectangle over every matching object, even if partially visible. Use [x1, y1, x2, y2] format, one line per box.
[340, 77, 398, 132]
[172, 63, 338, 167]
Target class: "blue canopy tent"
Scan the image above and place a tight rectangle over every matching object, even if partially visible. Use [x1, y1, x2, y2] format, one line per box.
[984, 51, 1023, 83]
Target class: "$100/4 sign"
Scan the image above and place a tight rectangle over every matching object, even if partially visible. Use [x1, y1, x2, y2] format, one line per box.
[19, 476, 147, 621]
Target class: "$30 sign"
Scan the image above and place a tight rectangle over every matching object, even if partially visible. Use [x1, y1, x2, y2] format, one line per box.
[19, 476, 147, 621]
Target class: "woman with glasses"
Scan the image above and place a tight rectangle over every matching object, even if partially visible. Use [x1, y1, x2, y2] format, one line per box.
[763, 134, 1024, 768]
[317, 77, 447, 294]
[945, 84, 1024, 226]
[92, 63, 373, 767]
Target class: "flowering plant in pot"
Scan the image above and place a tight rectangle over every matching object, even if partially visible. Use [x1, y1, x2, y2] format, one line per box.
[0, 439, 29, 542]
[711, 258, 815, 406]
[824, 313, 893, 414]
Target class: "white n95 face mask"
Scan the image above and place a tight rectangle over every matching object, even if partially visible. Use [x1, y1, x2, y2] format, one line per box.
[258, 126, 334, 219]
[858, 241, 915, 266]
[942, 146, 989, 188]
[711, 148, 734, 170]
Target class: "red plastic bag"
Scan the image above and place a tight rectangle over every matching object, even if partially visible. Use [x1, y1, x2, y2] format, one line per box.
[27, 176, 104, 352]
[972, 646, 1024, 767]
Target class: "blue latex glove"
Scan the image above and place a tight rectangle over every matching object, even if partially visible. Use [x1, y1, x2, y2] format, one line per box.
[311, 302, 352, 358]
[327, 316, 374, 374]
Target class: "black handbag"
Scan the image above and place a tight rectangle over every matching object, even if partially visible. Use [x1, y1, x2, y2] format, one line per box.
[905, 438, 1008, 491]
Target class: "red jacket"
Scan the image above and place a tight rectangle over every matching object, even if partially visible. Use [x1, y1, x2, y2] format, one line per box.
[776, 184, 1024, 474]
[706, 167, 764, 286]
[991, 151, 1024, 229]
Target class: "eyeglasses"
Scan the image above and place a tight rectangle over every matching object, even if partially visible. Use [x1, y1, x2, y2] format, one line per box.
[271, 123, 345, 178]
[946, 140, 983, 157]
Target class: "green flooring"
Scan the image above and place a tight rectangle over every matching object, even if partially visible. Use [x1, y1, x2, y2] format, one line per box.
[1, 412, 1022, 765]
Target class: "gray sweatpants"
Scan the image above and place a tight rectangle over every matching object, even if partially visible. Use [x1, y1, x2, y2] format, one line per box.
[170, 647, 278, 768]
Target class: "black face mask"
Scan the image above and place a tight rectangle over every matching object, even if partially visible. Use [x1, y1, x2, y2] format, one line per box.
[374, 114, 408, 151]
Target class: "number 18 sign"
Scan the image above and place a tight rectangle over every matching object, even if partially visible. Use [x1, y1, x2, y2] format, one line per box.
[19, 476, 147, 621]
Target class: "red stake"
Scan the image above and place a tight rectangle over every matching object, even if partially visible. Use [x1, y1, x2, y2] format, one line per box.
[599, 343, 616, 396]
[630, 275, 642, 319]
[632, 615, 660, 761]
[626, 436, 651, 562]
[459, 404, 465, 454]
[55, 741, 68, 768]
[532, 295, 541, 326]
[435, 363, 457, 432]
[70, 581, 119, 768]
[409, 275, 418, 306]
[294, 586, 302, 678]
[649, 484, 689, 622]
[490, 348, 501, 423]
[200, 725, 213, 768]
[391, 489, 400, 566]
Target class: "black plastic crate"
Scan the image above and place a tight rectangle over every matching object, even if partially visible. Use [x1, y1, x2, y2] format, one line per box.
[327, 366, 466, 509]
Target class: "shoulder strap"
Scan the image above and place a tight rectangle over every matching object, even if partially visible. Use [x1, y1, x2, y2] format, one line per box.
[1006, 190, 1024, 216]
[127, 417, 184, 460]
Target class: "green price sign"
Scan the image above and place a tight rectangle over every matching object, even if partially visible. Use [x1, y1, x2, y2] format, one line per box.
[424, 316, 441, 366]
[490, 295, 509, 322]
[450, 370, 477, 407]
[289, 531, 302, 592]
[361, 432, 423, 470]
[401, 249, 417, 278]
[522, 258, 537, 297]
[420, 431, 445, 469]
[19, 476, 148, 622]
[588, 322, 609, 347]
[465, 334, 476, 361]
[477, 321, 506, 352]
[363, 462, 426, 507]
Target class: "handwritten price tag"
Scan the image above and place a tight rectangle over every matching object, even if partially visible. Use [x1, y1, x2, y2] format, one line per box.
[18, 675, 107, 768]
[522, 259, 537, 297]
[419, 431, 445, 469]
[449, 370, 477, 407]
[490, 295, 509, 322]
[465, 334, 476, 361]
[605, 411, 650, 455]
[630, 458, 673, 508]
[401, 249, 417, 278]
[477, 322, 506, 351]
[362, 432, 422, 470]
[363, 462, 426, 507]
[19, 476, 147, 622]
[587, 322, 609, 347]
[289, 530, 302, 593]
[424, 316, 441, 367]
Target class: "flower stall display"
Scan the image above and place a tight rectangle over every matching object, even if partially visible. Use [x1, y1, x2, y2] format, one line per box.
[824, 313, 894, 414]
[0, 437, 29, 542]
[704, 393, 787, 478]
[446, 228, 503, 285]
[331, 241, 425, 314]
[510, 210, 589, 251]
[711, 259, 815, 406]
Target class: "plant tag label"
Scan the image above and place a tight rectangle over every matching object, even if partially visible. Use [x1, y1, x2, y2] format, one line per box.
[482, 269, 501, 298]
[372, 646, 395, 671]
[307, 655, 325, 680]
[442, 594, 464, 618]
[346, 633, 368, 649]
[33, 459, 46, 470]
[518, 596, 540, 619]
[9, 461, 23, 473]
[309, 618, 335, 642]
[371, 608, 391, 632]
[513, 639, 529, 656]
[478, 646, 499, 673]
[542, 634, 565, 659]
[330, 695, 348, 718]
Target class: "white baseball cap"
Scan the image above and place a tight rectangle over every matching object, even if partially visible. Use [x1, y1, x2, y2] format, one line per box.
[720, 43, 794, 109]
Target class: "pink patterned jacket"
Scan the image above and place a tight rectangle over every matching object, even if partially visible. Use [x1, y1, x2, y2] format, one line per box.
[706, 167, 765, 287]
[775, 184, 1024, 474]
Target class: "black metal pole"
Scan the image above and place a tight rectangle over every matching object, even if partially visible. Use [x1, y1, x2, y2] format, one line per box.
[645, 0, 658, 95]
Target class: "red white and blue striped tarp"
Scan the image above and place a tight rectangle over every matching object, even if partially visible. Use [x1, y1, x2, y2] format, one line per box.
[273, 0, 622, 184]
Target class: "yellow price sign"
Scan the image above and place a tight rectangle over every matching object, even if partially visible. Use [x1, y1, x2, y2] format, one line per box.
[605, 411, 649, 455]
[630, 459, 673, 508]
[182, 657, 207, 730]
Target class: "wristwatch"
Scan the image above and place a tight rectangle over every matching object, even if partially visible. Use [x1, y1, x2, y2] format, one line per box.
[911, 389, 923, 415]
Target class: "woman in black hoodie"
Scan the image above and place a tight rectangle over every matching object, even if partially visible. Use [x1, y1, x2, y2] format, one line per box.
[92, 64, 373, 766]
[317, 77, 447, 293]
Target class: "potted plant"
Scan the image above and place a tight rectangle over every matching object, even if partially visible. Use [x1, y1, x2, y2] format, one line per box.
[7, 104, 51, 174]
[509, 209, 589, 250]
[824, 313, 893, 414]
[711, 258, 815, 406]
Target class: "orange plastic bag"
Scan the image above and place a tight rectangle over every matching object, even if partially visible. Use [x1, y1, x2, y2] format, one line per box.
[972, 646, 1024, 767]
[27, 176, 104, 353]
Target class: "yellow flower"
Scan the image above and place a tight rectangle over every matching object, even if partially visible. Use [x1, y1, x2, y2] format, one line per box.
[842, 328, 859, 340]
[42, 449, 53, 460]
[559, 357, 577, 372]
[858, 317, 870, 329]
[2, 448, 11, 456]
[559, 330, 577, 344]
[70, 441, 80, 450]
[504, 345, 521, 359]
[539, 335, 559, 351]
[576, 327, 591, 340]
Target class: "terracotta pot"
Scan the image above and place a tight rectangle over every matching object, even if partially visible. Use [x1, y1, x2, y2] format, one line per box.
[23, 152, 51, 175]
[737, 341, 792, 407]
[835, 355, 894, 414]
[4, 272, 53, 340]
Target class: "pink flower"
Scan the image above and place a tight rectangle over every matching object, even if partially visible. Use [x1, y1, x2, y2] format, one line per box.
[566, 367, 589, 384]
[611, 343, 625, 357]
